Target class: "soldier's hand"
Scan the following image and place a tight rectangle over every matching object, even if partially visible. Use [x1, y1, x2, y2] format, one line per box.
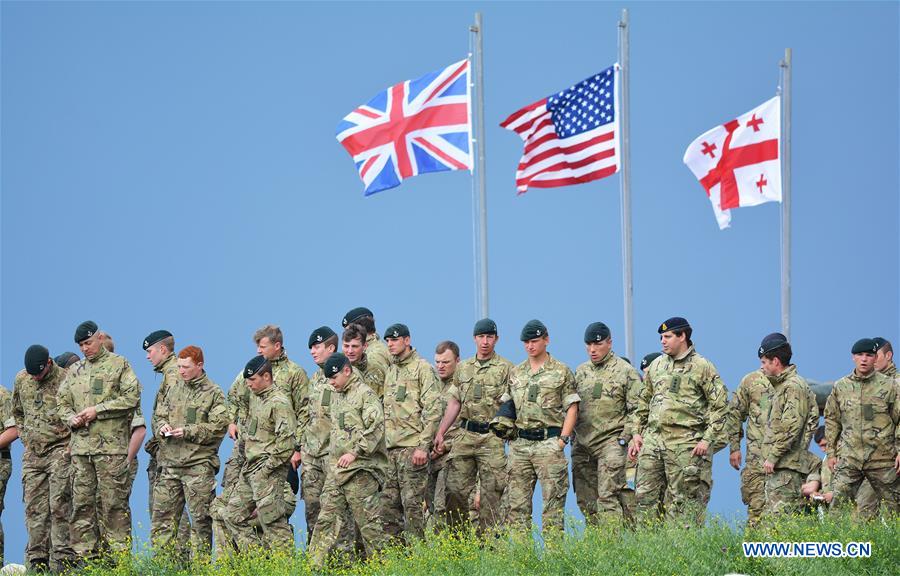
[691, 440, 709, 457]
[228, 423, 239, 440]
[411, 448, 428, 466]
[823, 491, 833, 504]
[337, 452, 356, 468]
[434, 433, 445, 454]
[628, 434, 643, 460]
[159, 424, 173, 437]
[77, 406, 98, 424]
[474, 490, 481, 511]
[69, 415, 83, 429]
[895, 454, 900, 473]
[729, 450, 742, 470]
[763, 459, 775, 474]
[170, 427, 185, 438]
[290, 451, 302, 470]
[827, 456, 837, 472]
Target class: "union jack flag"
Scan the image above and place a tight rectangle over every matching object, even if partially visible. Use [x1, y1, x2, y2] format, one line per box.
[336, 59, 472, 196]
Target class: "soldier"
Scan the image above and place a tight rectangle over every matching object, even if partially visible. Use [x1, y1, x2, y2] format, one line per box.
[825, 338, 900, 517]
[802, 426, 834, 506]
[0, 372, 19, 566]
[758, 333, 819, 516]
[381, 323, 441, 542]
[54, 352, 79, 370]
[221, 356, 296, 551]
[436, 318, 510, 532]
[874, 337, 897, 381]
[629, 317, 728, 526]
[307, 353, 390, 569]
[57, 320, 141, 559]
[497, 319, 579, 532]
[571, 322, 640, 524]
[427, 340, 460, 528]
[342, 323, 388, 401]
[342, 307, 391, 392]
[13, 346, 75, 572]
[151, 345, 228, 560]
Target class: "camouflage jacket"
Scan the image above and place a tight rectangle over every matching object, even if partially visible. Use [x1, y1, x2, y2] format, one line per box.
[57, 347, 141, 455]
[245, 384, 296, 472]
[727, 370, 773, 459]
[13, 364, 70, 456]
[303, 365, 333, 459]
[574, 352, 640, 451]
[825, 369, 900, 466]
[352, 352, 388, 400]
[154, 372, 228, 468]
[634, 346, 729, 447]
[366, 334, 391, 384]
[762, 365, 818, 473]
[0, 386, 15, 436]
[433, 372, 461, 465]
[329, 369, 387, 486]
[448, 353, 513, 424]
[505, 354, 580, 430]
[805, 453, 832, 492]
[881, 362, 898, 383]
[383, 348, 441, 451]
[145, 353, 181, 458]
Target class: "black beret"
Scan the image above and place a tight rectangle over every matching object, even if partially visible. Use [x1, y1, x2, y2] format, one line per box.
[583, 322, 610, 343]
[24, 345, 50, 376]
[872, 337, 889, 351]
[473, 318, 498, 336]
[520, 319, 547, 341]
[640, 352, 662, 371]
[309, 326, 337, 348]
[323, 352, 350, 377]
[74, 320, 99, 343]
[658, 317, 690, 334]
[383, 323, 410, 339]
[851, 338, 878, 355]
[142, 330, 173, 351]
[243, 355, 269, 379]
[342, 306, 374, 328]
[758, 332, 789, 358]
[620, 356, 632, 366]
[54, 351, 79, 369]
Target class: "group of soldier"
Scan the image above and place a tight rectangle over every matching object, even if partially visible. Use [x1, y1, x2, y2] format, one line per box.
[2, 307, 899, 572]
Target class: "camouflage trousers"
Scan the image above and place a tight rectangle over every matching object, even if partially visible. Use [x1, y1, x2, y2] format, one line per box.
[211, 449, 244, 555]
[308, 470, 390, 569]
[506, 437, 568, 532]
[221, 461, 294, 551]
[572, 437, 631, 524]
[764, 468, 806, 516]
[71, 454, 132, 556]
[0, 456, 10, 564]
[147, 456, 191, 550]
[426, 454, 448, 530]
[301, 453, 355, 553]
[151, 463, 217, 559]
[855, 479, 879, 519]
[830, 460, 900, 517]
[635, 439, 711, 526]
[444, 430, 505, 531]
[740, 457, 766, 525]
[383, 446, 429, 542]
[22, 447, 75, 569]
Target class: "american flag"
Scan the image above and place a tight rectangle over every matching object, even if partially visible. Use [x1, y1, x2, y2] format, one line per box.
[336, 59, 472, 196]
[500, 65, 619, 194]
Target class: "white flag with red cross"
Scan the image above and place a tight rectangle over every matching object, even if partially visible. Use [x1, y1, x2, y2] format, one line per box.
[683, 96, 781, 229]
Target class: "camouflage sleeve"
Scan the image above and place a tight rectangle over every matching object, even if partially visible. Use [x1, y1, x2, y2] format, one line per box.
[562, 367, 580, 409]
[416, 364, 442, 452]
[268, 401, 296, 470]
[0, 389, 15, 430]
[226, 372, 245, 424]
[57, 370, 77, 427]
[356, 389, 385, 457]
[700, 365, 729, 446]
[890, 380, 900, 455]
[185, 389, 229, 445]
[152, 386, 170, 435]
[292, 368, 310, 451]
[622, 366, 641, 439]
[823, 388, 841, 461]
[727, 379, 749, 453]
[765, 384, 808, 465]
[632, 370, 652, 436]
[12, 376, 25, 432]
[95, 361, 141, 419]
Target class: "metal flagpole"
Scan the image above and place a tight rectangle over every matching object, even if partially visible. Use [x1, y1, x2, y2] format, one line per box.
[780, 48, 792, 340]
[618, 9, 634, 361]
[471, 12, 490, 319]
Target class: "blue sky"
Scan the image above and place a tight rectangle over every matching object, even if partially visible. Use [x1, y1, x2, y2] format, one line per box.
[1, 1, 897, 562]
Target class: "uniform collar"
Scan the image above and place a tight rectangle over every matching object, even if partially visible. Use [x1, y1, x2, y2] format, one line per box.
[767, 364, 796, 386]
[591, 351, 614, 368]
[87, 346, 108, 363]
[154, 353, 176, 374]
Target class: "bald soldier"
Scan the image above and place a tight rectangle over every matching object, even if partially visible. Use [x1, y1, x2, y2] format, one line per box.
[342, 307, 391, 397]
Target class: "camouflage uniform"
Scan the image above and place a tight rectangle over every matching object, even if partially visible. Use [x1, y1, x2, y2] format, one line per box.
[151, 372, 228, 558]
[504, 355, 580, 532]
[221, 381, 296, 551]
[633, 347, 728, 525]
[308, 370, 390, 569]
[13, 364, 75, 570]
[365, 334, 391, 397]
[426, 371, 459, 528]
[444, 353, 511, 531]
[825, 369, 900, 516]
[382, 348, 442, 541]
[761, 365, 819, 515]
[727, 370, 773, 525]
[352, 352, 388, 402]
[0, 386, 15, 565]
[56, 346, 141, 556]
[572, 352, 639, 523]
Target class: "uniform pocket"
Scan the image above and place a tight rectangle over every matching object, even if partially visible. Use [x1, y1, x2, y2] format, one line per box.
[249, 418, 258, 435]
[186, 407, 198, 424]
[862, 404, 874, 421]
[92, 377, 104, 396]
[396, 385, 407, 402]
[321, 388, 331, 406]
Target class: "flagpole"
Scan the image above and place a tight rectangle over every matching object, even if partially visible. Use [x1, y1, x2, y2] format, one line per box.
[472, 12, 490, 319]
[780, 48, 792, 340]
[618, 9, 634, 362]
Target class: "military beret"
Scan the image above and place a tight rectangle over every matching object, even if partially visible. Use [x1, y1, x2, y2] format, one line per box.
[583, 322, 610, 343]
[473, 318, 498, 336]
[308, 326, 337, 348]
[342, 306, 374, 328]
[142, 329, 173, 351]
[243, 355, 269, 379]
[620, 356, 632, 366]
[74, 320, 99, 343]
[851, 338, 878, 355]
[520, 319, 548, 341]
[872, 337, 890, 351]
[640, 352, 662, 371]
[758, 332, 789, 358]
[383, 323, 410, 339]
[323, 352, 350, 377]
[54, 351, 79, 369]
[24, 344, 50, 376]
[658, 317, 690, 334]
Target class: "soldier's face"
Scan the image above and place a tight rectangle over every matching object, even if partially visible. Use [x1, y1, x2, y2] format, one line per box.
[31, 362, 52, 382]
[310, 343, 334, 366]
[78, 334, 102, 358]
[343, 338, 366, 363]
[246, 372, 271, 393]
[660, 331, 686, 357]
[760, 356, 780, 377]
[330, 366, 352, 391]
[474, 333, 498, 359]
[146, 343, 168, 367]
[177, 357, 203, 381]
[434, 350, 459, 380]
[586, 338, 612, 363]
[257, 337, 282, 361]
[523, 335, 549, 358]
[817, 437, 827, 452]
[386, 336, 409, 356]
[853, 352, 876, 375]
[874, 349, 892, 372]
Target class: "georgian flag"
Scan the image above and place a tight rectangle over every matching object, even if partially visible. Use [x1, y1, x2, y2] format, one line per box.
[683, 96, 781, 229]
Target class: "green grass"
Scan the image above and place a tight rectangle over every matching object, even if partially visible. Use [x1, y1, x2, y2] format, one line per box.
[71, 512, 898, 576]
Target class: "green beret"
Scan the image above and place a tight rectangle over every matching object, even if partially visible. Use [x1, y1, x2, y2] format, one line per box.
[243, 355, 270, 379]
[342, 307, 374, 328]
[54, 351, 79, 369]
[758, 332, 788, 358]
[384, 323, 410, 339]
[851, 338, 878, 355]
[872, 337, 890, 351]
[309, 326, 337, 348]
[640, 352, 662, 371]
[74, 320, 98, 343]
[473, 318, 498, 336]
[323, 352, 350, 377]
[520, 319, 547, 341]
[658, 317, 689, 334]
[24, 345, 50, 376]
[583, 322, 610, 343]
[142, 330, 173, 351]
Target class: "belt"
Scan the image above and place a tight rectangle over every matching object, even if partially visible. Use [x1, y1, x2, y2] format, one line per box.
[461, 419, 491, 434]
[0, 449, 9, 460]
[517, 427, 561, 441]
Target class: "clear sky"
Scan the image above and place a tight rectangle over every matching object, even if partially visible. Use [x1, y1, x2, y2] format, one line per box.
[1, 0, 898, 563]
